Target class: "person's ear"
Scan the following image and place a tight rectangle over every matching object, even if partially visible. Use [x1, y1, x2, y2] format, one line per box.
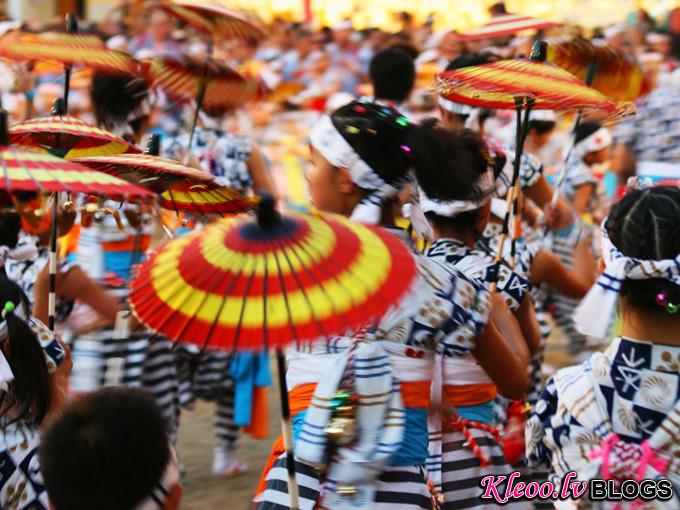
[597, 257, 605, 275]
[336, 167, 355, 194]
[163, 483, 183, 510]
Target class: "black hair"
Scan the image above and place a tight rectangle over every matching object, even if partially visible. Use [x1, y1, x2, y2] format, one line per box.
[410, 127, 493, 233]
[369, 48, 416, 104]
[606, 186, 680, 314]
[90, 72, 150, 134]
[445, 51, 500, 72]
[40, 388, 171, 510]
[574, 121, 603, 145]
[0, 212, 21, 253]
[528, 120, 556, 135]
[0, 277, 52, 424]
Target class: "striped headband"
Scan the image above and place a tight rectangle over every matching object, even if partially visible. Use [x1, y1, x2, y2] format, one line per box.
[574, 218, 680, 338]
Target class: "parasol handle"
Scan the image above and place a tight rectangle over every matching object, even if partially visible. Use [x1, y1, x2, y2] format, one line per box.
[62, 13, 78, 114]
[48, 192, 59, 331]
[256, 192, 282, 228]
[185, 40, 214, 162]
[144, 133, 161, 156]
[529, 40, 547, 62]
[276, 348, 300, 510]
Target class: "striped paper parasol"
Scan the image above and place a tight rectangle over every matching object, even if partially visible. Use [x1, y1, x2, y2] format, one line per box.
[436, 56, 632, 119]
[72, 153, 255, 215]
[548, 37, 650, 102]
[461, 13, 559, 40]
[146, 56, 262, 116]
[155, 1, 266, 41]
[9, 115, 140, 160]
[0, 34, 137, 76]
[129, 195, 417, 350]
[129, 194, 417, 509]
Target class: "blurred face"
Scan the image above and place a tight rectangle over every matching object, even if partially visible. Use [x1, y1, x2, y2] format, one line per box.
[334, 29, 352, 46]
[297, 35, 314, 55]
[440, 32, 462, 58]
[529, 128, 555, 149]
[584, 146, 610, 166]
[149, 12, 172, 42]
[308, 146, 345, 214]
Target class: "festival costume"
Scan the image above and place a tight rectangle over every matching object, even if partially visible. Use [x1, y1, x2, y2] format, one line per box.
[0, 308, 65, 510]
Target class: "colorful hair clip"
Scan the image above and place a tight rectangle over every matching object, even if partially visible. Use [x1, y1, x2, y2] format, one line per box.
[656, 292, 679, 314]
[345, 126, 360, 135]
[625, 176, 654, 194]
[396, 117, 410, 128]
[2, 301, 15, 319]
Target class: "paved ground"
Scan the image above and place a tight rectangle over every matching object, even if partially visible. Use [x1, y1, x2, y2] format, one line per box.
[176, 327, 591, 509]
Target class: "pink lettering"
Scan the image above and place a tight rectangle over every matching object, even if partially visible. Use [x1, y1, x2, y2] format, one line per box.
[480, 475, 508, 503]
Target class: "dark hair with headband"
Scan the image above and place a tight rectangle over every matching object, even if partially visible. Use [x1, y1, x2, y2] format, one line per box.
[574, 121, 603, 145]
[0, 277, 52, 424]
[40, 388, 171, 510]
[606, 186, 680, 313]
[369, 48, 416, 104]
[528, 120, 556, 135]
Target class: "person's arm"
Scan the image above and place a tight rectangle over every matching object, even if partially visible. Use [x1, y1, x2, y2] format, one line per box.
[472, 318, 530, 400]
[513, 294, 542, 356]
[531, 243, 596, 299]
[525, 175, 574, 229]
[248, 144, 279, 199]
[34, 264, 121, 326]
[571, 183, 595, 215]
[487, 292, 530, 363]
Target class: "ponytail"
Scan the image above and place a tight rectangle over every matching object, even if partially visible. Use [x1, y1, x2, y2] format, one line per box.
[0, 277, 51, 425]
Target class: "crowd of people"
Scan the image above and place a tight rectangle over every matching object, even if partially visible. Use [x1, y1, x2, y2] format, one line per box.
[1, 0, 680, 509]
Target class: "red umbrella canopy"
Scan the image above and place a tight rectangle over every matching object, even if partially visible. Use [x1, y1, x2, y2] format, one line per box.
[10, 115, 140, 159]
[0, 32, 138, 75]
[145, 56, 262, 116]
[155, 1, 267, 41]
[129, 196, 418, 351]
[436, 53, 634, 120]
[72, 153, 256, 215]
[461, 13, 559, 41]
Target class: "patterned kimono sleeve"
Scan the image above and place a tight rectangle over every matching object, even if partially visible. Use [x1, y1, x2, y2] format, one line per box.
[520, 151, 544, 190]
[160, 135, 187, 162]
[526, 377, 559, 469]
[566, 161, 597, 190]
[486, 260, 530, 311]
[433, 269, 491, 357]
[28, 317, 66, 373]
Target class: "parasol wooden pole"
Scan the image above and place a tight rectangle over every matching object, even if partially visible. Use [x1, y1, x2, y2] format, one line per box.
[62, 13, 78, 114]
[491, 96, 533, 292]
[276, 348, 300, 510]
[509, 100, 534, 267]
[185, 40, 213, 162]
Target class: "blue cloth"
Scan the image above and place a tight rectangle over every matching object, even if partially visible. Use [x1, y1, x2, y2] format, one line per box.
[457, 401, 495, 425]
[102, 250, 139, 280]
[230, 350, 271, 426]
[291, 407, 429, 466]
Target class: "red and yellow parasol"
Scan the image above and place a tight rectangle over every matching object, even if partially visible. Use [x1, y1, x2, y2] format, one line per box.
[548, 37, 650, 102]
[460, 13, 559, 41]
[154, 1, 266, 42]
[146, 56, 262, 116]
[9, 115, 140, 160]
[72, 152, 256, 215]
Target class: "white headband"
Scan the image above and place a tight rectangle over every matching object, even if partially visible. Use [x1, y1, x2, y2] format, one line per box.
[0, 300, 29, 392]
[134, 444, 181, 510]
[438, 95, 476, 117]
[310, 114, 405, 225]
[574, 127, 612, 158]
[417, 168, 494, 218]
[573, 218, 680, 339]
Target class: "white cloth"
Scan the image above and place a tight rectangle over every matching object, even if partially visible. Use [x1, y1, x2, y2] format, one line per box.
[416, 168, 494, 218]
[574, 218, 680, 338]
[0, 301, 29, 392]
[296, 339, 405, 509]
[0, 242, 38, 269]
[574, 127, 612, 158]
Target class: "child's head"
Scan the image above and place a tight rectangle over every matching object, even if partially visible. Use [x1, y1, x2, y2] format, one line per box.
[606, 186, 680, 316]
[411, 128, 495, 239]
[574, 121, 612, 166]
[308, 100, 414, 221]
[0, 277, 52, 424]
[40, 387, 182, 510]
[527, 110, 557, 148]
[369, 48, 415, 104]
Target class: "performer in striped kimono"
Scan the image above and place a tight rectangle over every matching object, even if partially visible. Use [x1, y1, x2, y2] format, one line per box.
[410, 128, 535, 509]
[527, 184, 680, 509]
[255, 101, 528, 509]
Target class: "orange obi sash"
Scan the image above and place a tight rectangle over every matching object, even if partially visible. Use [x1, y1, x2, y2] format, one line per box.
[443, 383, 497, 407]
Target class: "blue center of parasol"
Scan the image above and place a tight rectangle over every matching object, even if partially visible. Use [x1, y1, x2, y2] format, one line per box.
[239, 217, 300, 241]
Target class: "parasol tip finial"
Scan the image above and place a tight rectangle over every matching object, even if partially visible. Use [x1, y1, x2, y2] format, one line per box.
[65, 12, 78, 34]
[144, 133, 161, 156]
[51, 98, 65, 116]
[529, 40, 548, 62]
[0, 110, 8, 146]
[256, 192, 281, 228]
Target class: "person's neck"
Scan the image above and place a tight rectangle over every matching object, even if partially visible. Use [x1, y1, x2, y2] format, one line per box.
[621, 308, 680, 346]
[434, 224, 476, 248]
